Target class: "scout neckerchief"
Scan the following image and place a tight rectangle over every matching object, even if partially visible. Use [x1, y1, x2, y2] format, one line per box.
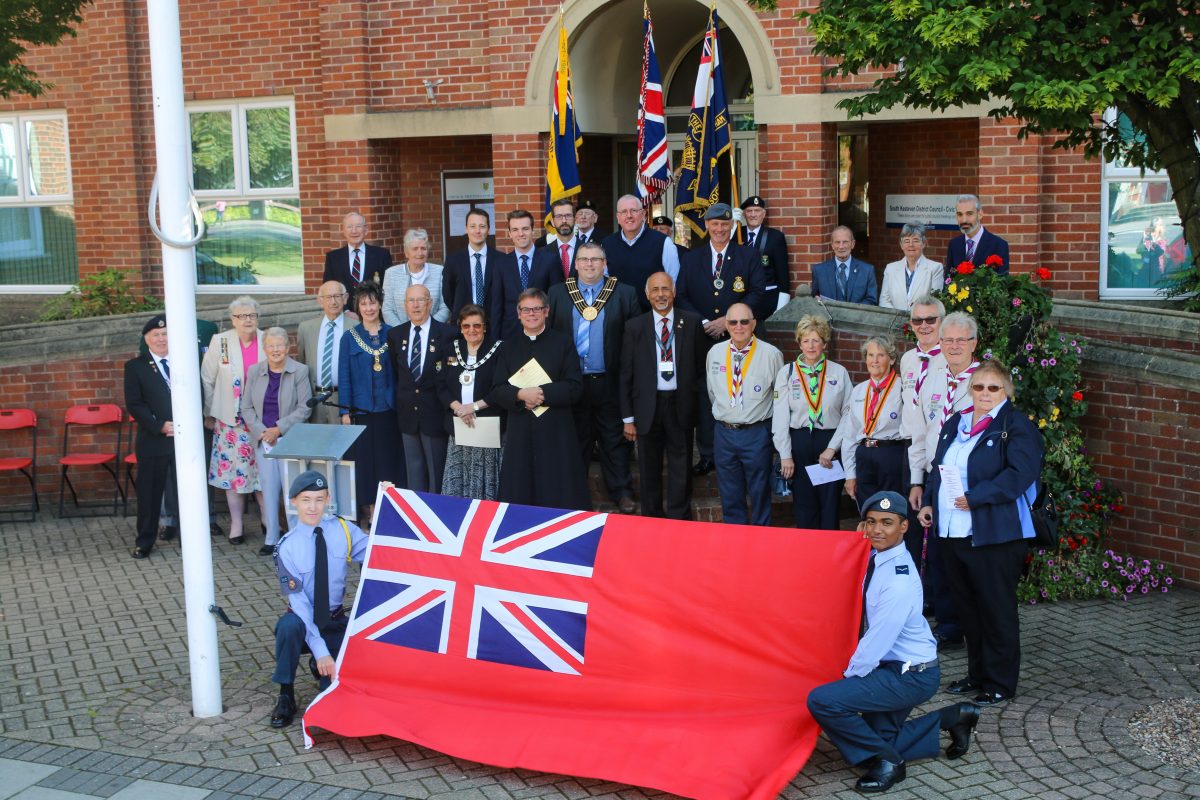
[795, 354, 826, 429]
[863, 369, 898, 437]
[943, 360, 980, 425]
[566, 275, 618, 321]
[452, 339, 501, 386]
[913, 343, 941, 406]
[348, 326, 389, 372]
[725, 337, 758, 407]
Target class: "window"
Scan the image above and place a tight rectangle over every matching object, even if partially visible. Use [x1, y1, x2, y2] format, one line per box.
[188, 99, 301, 291]
[1100, 112, 1188, 298]
[0, 112, 77, 288]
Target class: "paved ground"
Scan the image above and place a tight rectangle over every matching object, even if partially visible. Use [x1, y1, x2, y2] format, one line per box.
[1, 509, 1198, 800]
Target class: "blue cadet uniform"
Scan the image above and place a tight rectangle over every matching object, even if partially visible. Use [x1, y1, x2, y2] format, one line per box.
[808, 490, 980, 792]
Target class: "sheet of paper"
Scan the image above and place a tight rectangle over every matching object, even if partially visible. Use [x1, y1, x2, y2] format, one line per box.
[477, 202, 496, 234]
[939, 464, 965, 499]
[453, 415, 501, 449]
[805, 459, 845, 486]
[448, 203, 471, 237]
[508, 358, 552, 417]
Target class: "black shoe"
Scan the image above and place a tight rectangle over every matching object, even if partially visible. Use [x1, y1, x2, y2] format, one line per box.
[209, 521, 223, 537]
[269, 695, 295, 728]
[229, 535, 246, 546]
[158, 527, 178, 541]
[131, 547, 151, 560]
[855, 758, 905, 793]
[973, 690, 1013, 707]
[309, 656, 321, 683]
[617, 496, 636, 514]
[945, 702, 981, 759]
[258, 544, 275, 556]
[692, 458, 715, 476]
[946, 678, 980, 695]
[934, 632, 964, 652]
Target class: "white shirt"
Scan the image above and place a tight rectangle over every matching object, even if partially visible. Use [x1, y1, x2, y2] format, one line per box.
[407, 320, 431, 376]
[937, 400, 1007, 539]
[151, 353, 171, 386]
[653, 310, 678, 392]
[467, 245, 488, 303]
[315, 314, 344, 387]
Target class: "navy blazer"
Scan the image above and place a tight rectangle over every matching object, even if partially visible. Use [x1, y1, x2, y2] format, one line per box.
[124, 354, 174, 458]
[923, 401, 1043, 548]
[322, 242, 392, 289]
[387, 319, 456, 436]
[946, 228, 1010, 276]
[746, 225, 789, 320]
[546, 279, 640, 390]
[619, 308, 707, 434]
[674, 243, 766, 325]
[443, 247, 502, 327]
[811, 256, 878, 305]
[492, 248, 566, 340]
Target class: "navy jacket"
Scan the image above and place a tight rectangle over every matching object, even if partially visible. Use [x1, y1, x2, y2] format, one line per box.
[492, 248, 566, 340]
[387, 319, 456, 436]
[322, 242, 392, 289]
[443, 247, 502, 327]
[946, 228, 1010, 276]
[675, 243, 766, 325]
[811, 256, 878, 305]
[924, 401, 1043, 547]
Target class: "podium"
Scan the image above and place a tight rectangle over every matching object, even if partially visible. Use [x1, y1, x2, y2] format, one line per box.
[262, 422, 366, 518]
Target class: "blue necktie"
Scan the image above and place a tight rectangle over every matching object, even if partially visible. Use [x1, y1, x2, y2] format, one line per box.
[160, 357, 170, 382]
[575, 286, 592, 363]
[519, 254, 530, 290]
[473, 253, 484, 304]
[409, 325, 422, 380]
[837, 262, 849, 300]
[747, 230, 756, 247]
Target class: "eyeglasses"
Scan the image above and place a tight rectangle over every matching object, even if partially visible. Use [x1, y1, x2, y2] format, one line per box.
[910, 316, 939, 326]
[971, 383, 1004, 393]
[617, 208, 642, 216]
[576, 257, 605, 265]
[318, 293, 347, 300]
[518, 305, 547, 314]
[552, 213, 575, 221]
[460, 322, 484, 330]
[231, 313, 258, 320]
[405, 297, 430, 305]
[727, 319, 753, 326]
[942, 336, 975, 345]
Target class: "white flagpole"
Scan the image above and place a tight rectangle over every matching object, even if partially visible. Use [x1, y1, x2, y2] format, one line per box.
[145, 0, 223, 717]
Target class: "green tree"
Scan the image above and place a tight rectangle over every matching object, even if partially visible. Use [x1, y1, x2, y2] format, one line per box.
[1, 1, 93, 98]
[752, 0, 1200, 308]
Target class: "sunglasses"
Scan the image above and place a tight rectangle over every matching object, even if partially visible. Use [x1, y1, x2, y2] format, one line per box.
[910, 315, 939, 326]
[460, 322, 484, 330]
[727, 319, 753, 326]
[971, 383, 1004, 393]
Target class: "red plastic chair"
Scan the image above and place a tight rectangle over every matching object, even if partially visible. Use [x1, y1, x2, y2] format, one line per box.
[0, 408, 39, 521]
[122, 414, 138, 516]
[57, 403, 123, 517]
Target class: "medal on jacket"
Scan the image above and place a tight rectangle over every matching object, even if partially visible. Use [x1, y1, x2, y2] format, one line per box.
[733, 276, 745, 293]
[454, 340, 501, 387]
[348, 327, 388, 372]
[567, 276, 617, 322]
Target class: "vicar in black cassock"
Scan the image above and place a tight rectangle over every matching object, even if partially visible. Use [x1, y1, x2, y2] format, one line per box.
[488, 287, 590, 511]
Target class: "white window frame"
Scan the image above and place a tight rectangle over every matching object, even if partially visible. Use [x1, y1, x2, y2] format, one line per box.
[0, 110, 75, 293]
[1099, 109, 1180, 300]
[186, 98, 301, 294]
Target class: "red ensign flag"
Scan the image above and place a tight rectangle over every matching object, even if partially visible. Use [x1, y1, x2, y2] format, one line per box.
[303, 489, 868, 800]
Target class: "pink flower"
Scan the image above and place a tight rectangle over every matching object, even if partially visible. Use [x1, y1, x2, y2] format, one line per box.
[1012, 297, 1022, 307]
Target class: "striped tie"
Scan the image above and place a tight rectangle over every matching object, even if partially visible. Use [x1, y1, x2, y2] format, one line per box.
[410, 325, 422, 380]
[473, 253, 484, 304]
[321, 320, 335, 387]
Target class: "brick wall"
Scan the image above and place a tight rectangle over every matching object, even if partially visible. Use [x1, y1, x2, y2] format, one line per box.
[1039, 141, 1102, 299]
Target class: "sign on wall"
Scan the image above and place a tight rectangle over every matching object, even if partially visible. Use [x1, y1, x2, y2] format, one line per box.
[442, 171, 496, 257]
[884, 194, 960, 230]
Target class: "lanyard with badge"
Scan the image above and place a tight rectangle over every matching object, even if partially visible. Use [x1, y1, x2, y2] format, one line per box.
[655, 319, 676, 378]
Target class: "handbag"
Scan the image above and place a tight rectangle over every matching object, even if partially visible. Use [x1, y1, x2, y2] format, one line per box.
[1022, 482, 1060, 549]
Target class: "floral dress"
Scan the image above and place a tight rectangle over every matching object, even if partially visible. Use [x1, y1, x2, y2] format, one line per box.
[207, 342, 261, 493]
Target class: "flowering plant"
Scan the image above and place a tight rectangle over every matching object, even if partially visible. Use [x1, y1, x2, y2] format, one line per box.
[1019, 546, 1174, 604]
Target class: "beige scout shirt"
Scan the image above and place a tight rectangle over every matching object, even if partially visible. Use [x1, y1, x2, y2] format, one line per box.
[705, 337, 785, 425]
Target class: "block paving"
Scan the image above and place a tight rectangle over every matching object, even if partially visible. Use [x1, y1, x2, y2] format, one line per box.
[0, 508, 1197, 799]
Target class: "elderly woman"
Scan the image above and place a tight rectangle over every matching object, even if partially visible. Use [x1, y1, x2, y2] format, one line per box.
[918, 359, 1043, 707]
[338, 282, 404, 526]
[772, 314, 852, 530]
[835, 334, 907, 509]
[241, 327, 312, 554]
[438, 304, 504, 500]
[879, 223, 945, 311]
[201, 296, 266, 545]
[381, 228, 451, 326]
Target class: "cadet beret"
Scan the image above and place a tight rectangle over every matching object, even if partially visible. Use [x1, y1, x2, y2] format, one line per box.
[289, 469, 328, 497]
[860, 490, 908, 519]
[142, 314, 167, 335]
[651, 215, 672, 227]
[740, 195, 766, 210]
[703, 203, 733, 221]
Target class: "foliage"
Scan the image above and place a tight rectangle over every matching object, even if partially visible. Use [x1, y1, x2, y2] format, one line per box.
[1019, 546, 1174, 604]
[196, 254, 258, 286]
[0, 1, 92, 98]
[749, 0, 1199, 308]
[37, 267, 159, 321]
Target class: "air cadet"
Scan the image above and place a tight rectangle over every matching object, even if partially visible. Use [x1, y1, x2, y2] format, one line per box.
[269, 470, 370, 728]
[806, 491, 981, 793]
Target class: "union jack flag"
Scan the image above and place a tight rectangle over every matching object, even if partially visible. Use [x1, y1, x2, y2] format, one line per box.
[636, 0, 671, 205]
[348, 488, 605, 675]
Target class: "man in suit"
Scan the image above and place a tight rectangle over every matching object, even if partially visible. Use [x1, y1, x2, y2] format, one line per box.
[442, 206, 500, 325]
[619, 272, 706, 519]
[494, 209, 565, 340]
[811, 225, 878, 305]
[740, 195, 790, 321]
[544, 198, 581, 281]
[387, 284, 456, 492]
[946, 194, 1010, 275]
[124, 314, 178, 560]
[548, 241, 640, 512]
[575, 199, 604, 244]
[675, 202, 767, 475]
[296, 280, 351, 424]
[601, 194, 680, 314]
[322, 211, 393, 290]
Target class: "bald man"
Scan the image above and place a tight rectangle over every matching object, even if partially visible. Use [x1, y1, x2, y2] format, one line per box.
[297, 280, 352, 424]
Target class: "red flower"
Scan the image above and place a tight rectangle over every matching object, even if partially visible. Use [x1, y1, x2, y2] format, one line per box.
[985, 254, 1004, 268]
[1036, 267, 1052, 280]
[956, 262, 975, 275]
[1072, 391, 1083, 402]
